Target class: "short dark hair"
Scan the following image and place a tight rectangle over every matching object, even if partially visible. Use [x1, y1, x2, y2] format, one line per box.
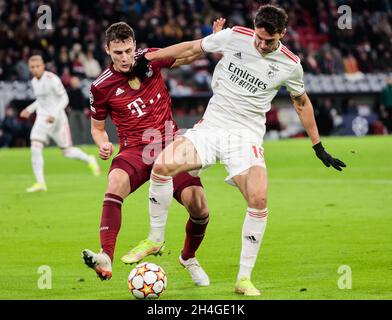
[254, 5, 288, 35]
[105, 22, 135, 47]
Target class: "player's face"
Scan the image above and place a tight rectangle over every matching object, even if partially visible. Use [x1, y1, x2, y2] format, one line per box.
[106, 39, 136, 73]
[253, 28, 284, 55]
[28, 60, 45, 79]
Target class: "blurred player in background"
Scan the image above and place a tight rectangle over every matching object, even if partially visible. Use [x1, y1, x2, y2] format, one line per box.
[20, 55, 100, 193]
[81, 21, 224, 284]
[136, 5, 346, 295]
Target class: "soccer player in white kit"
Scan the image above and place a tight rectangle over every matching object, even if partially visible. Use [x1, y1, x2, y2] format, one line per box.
[20, 55, 101, 192]
[136, 5, 346, 295]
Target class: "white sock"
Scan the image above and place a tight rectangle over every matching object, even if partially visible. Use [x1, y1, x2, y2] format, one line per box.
[148, 170, 173, 243]
[31, 142, 45, 184]
[63, 147, 90, 163]
[237, 207, 268, 281]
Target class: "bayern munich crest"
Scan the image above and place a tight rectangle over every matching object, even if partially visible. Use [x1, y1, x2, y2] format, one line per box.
[128, 78, 141, 90]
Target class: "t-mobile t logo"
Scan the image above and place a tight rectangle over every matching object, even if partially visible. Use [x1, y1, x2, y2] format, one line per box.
[127, 98, 146, 118]
[127, 94, 162, 118]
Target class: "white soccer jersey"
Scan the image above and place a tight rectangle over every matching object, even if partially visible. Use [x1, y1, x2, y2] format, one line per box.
[200, 26, 305, 143]
[29, 71, 69, 118]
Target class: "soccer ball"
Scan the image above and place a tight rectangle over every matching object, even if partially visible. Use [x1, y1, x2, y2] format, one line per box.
[128, 262, 167, 299]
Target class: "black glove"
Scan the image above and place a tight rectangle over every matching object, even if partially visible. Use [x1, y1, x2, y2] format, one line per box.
[313, 142, 346, 171]
[130, 53, 151, 82]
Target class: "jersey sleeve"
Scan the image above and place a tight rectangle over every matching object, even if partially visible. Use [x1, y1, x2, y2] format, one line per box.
[89, 84, 108, 121]
[51, 75, 67, 96]
[201, 28, 233, 53]
[283, 63, 306, 97]
[147, 48, 176, 69]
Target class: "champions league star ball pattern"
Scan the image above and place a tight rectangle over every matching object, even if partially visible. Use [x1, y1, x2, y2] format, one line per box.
[128, 262, 167, 299]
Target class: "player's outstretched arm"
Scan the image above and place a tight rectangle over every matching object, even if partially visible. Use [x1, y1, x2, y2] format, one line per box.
[91, 118, 113, 160]
[133, 18, 226, 76]
[291, 92, 346, 171]
[171, 17, 226, 67]
[146, 40, 204, 62]
[131, 40, 203, 79]
[20, 101, 39, 118]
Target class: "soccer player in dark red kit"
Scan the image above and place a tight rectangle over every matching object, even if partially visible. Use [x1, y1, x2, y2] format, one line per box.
[81, 21, 224, 285]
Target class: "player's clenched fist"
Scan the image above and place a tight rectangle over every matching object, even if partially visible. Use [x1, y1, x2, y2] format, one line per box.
[99, 142, 114, 160]
[20, 108, 31, 119]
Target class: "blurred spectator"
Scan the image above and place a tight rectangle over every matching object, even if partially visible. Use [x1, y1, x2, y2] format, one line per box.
[56, 46, 72, 76]
[266, 106, 282, 132]
[380, 77, 392, 133]
[192, 58, 212, 91]
[71, 53, 86, 78]
[265, 105, 282, 140]
[60, 67, 72, 87]
[0, 107, 21, 147]
[67, 76, 90, 144]
[343, 53, 360, 74]
[14, 47, 31, 81]
[163, 17, 183, 44]
[303, 47, 321, 74]
[341, 98, 358, 115]
[343, 52, 365, 81]
[315, 98, 334, 136]
[82, 51, 102, 79]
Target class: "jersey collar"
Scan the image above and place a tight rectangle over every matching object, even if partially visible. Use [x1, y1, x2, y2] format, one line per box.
[252, 39, 282, 58]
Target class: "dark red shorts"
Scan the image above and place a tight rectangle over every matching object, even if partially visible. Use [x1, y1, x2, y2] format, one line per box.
[109, 144, 203, 204]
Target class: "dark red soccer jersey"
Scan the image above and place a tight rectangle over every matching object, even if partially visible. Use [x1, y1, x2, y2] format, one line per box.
[89, 48, 177, 148]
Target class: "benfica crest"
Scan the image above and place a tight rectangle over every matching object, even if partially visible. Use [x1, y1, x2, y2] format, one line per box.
[128, 78, 141, 90]
[267, 63, 280, 79]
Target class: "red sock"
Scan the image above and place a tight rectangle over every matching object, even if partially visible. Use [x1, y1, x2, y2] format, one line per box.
[181, 215, 209, 260]
[100, 193, 123, 262]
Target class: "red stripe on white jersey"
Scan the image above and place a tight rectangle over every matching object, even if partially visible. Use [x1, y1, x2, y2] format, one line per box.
[281, 46, 299, 63]
[281, 46, 298, 58]
[233, 26, 254, 37]
[281, 46, 299, 61]
[233, 26, 255, 34]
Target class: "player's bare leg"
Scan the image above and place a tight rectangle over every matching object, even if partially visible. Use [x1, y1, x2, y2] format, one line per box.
[82, 168, 130, 280]
[232, 165, 268, 296]
[26, 140, 47, 192]
[179, 185, 210, 286]
[121, 137, 203, 265]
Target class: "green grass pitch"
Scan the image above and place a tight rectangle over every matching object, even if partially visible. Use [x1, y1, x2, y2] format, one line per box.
[1, 136, 391, 300]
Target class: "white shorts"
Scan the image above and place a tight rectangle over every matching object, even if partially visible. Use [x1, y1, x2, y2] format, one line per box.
[30, 113, 73, 148]
[182, 125, 266, 186]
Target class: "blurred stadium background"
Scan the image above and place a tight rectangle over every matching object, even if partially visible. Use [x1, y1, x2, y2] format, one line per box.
[1, 0, 392, 148]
